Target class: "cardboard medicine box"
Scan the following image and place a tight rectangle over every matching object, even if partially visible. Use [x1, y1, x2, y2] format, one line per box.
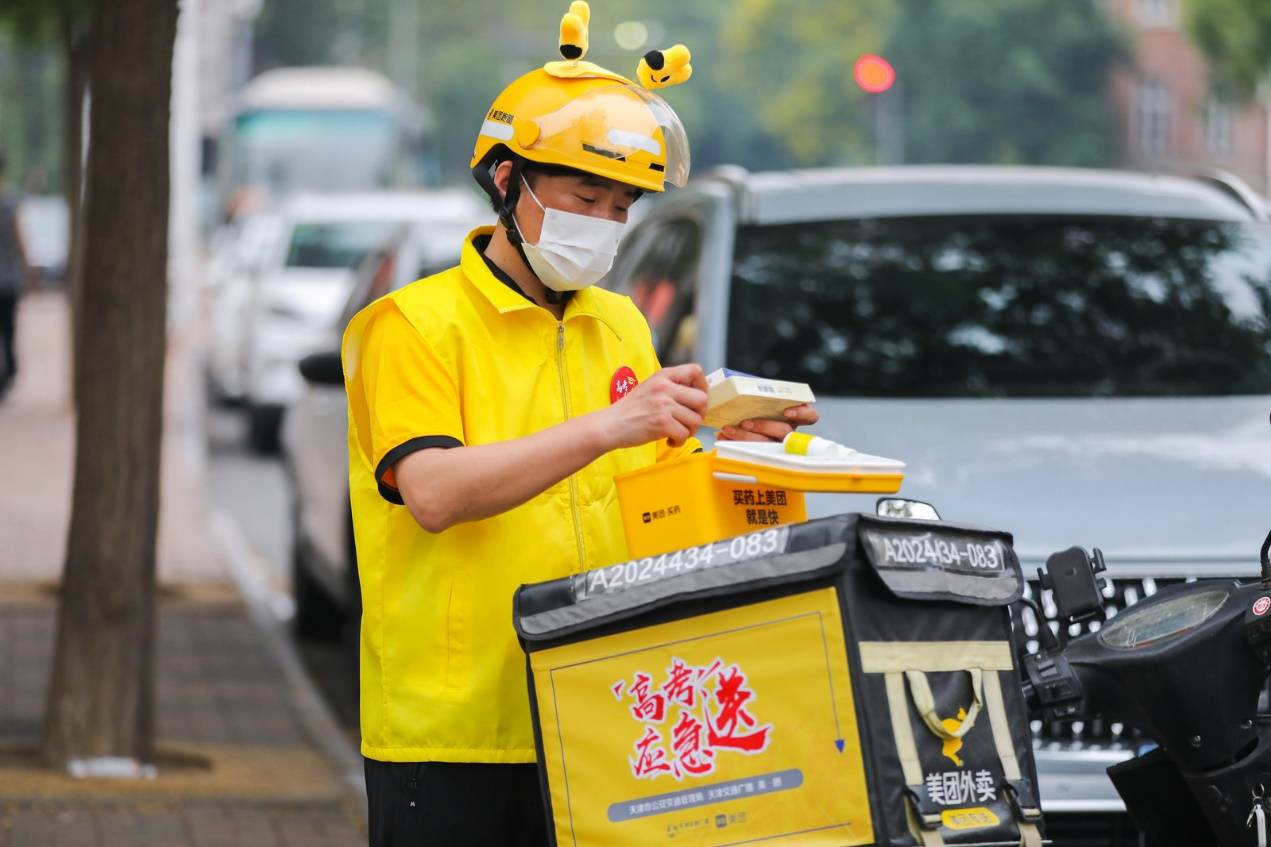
[703, 369, 816, 430]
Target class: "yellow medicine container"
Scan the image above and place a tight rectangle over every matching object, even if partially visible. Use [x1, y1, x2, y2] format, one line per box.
[615, 443, 906, 558]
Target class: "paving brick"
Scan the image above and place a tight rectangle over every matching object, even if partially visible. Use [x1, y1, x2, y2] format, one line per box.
[0, 604, 368, 844]
[0, 295, 365, 845]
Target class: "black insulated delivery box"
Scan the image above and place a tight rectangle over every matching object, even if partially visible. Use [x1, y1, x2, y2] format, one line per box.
[514, 513, 1045, 847]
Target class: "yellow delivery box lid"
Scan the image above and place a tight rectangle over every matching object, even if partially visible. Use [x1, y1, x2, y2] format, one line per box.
[712, 441, 906, 491]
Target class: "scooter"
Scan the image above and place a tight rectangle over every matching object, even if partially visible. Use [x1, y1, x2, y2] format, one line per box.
[1019, 530, 1271, 846]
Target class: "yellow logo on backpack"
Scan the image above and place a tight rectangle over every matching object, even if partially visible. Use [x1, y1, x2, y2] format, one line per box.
[940, 708, 969, 766]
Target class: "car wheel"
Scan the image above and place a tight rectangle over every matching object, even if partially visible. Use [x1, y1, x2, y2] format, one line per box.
[292, 539, 346, 642]
[203, 364, 226, 407]
[247, 404, 283, 454]
[203, 362, 239, 409]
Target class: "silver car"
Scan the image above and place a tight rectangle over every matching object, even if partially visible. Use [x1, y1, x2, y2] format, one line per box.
[238, 190, 484, 452]
[281, 212, 482, 639]
[604, 165, 1271, 840]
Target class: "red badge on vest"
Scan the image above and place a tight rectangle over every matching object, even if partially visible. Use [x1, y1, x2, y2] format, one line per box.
[610, 366, 639, 403]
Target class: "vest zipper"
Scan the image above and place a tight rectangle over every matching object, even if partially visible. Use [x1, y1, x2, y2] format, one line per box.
[556, 323, 588, 571]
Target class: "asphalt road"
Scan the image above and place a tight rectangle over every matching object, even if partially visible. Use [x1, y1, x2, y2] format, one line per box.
[206, 408, 289, 582]
[206, 405, 361, 739]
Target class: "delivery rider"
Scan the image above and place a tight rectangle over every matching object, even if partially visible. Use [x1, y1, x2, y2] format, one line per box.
[342, 6, 817, 844]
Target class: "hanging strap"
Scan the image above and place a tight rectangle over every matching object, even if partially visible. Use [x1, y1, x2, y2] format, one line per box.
[884, 671, 945, 846]
[884, 672, 926, 791]
[859, 641, 1015, 675]
[982, 671, 1044, 847]
[1248, 789, 1268, 847]
[905, 801, 945, 847]
[905, 668, 983, 741]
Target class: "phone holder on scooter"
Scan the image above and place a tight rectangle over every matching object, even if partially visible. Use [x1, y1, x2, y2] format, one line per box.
[1020, 547, 1108, 724]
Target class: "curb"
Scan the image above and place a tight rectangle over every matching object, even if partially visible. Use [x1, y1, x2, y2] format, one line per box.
[176, 256, 365, 827]
[209, 509, 368, 826]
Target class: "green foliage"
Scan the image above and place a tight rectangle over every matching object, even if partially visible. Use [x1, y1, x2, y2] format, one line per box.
[423, 0, 787, 181]
[0, 0, 91, 44]
[247, 0, 1132, 181]
[633, 0, 789, 172]
[722, 0, 894, 166]
[249, 0, 792, 181]
[252, 0, 381, 69]
[0, 40, 60, 191]
[721, 0, 1127, 168]
[0, 0, 91, 192]
[886, 0, 1129, 167]
[1188, 0, 1271, 101]
[408, 0, 527, 183]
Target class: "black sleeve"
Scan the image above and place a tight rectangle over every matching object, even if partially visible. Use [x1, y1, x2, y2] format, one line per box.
[375, 435, 463, 505]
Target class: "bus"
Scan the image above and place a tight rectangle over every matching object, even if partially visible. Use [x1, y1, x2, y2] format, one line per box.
[217, 66, 435, 220]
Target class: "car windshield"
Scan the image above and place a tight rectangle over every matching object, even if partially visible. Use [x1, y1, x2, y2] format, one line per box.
[285, 221, 397, 269]
[727, 216, 1271, 397]
[234, 109, 398, 194]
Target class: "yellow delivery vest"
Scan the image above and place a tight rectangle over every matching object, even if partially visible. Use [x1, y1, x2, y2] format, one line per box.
[343, 227, 697, 763]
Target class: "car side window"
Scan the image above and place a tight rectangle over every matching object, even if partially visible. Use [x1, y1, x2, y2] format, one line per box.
[610, 217, 703, 365]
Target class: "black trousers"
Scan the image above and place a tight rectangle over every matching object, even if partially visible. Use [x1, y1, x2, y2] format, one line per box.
[365, 758, 549, 846]
[0, 293, 15, 385]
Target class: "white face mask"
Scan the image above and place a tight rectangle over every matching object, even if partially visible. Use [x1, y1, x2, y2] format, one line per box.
[514, 177, 625, 292]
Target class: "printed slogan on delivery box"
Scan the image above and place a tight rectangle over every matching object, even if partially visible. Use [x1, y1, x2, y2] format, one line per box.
[530, 589, 876, 846]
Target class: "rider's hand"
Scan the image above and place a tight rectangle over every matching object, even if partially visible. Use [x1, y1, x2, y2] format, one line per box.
[595, 363, 709, 450]
[717, 403, 819, 443]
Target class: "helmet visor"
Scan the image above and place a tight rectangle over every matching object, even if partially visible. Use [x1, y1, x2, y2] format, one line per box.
[527, 83, 690, 189]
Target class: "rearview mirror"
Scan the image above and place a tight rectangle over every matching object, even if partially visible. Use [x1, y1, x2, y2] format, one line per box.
[298, 351, 344, 388]
[875, 498, 941, 521]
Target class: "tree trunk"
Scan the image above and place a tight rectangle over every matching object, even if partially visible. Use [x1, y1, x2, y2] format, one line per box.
[60, 15, 90, 393]
[42, 0, 178, 768]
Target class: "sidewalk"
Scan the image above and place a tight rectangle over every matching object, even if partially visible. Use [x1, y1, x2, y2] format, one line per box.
[0, 292, 365, 846]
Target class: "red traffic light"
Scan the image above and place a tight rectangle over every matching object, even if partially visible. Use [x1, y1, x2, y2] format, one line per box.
[854, 54, 896, 94]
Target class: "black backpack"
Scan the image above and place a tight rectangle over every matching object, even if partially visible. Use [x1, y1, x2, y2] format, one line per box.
[515, 513, 1044, 846]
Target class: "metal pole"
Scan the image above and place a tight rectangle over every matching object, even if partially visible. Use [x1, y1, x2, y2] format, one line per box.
[873, 93, 882, 165]
[169, 0, 201, 329]
[874, 81, 905, 166]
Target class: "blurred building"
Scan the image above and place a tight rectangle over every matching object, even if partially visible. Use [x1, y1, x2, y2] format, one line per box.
[1108, 0, 1270, 194]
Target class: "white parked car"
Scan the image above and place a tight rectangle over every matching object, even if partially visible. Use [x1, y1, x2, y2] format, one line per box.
[281, 214, 482, 638]
[204, 210, 286, 404]
[237, 190, 484, 451]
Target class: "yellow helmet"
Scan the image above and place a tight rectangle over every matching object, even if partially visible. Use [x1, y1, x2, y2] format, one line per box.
[471, 2, 692, 199]
[471, 67, 690, 194]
